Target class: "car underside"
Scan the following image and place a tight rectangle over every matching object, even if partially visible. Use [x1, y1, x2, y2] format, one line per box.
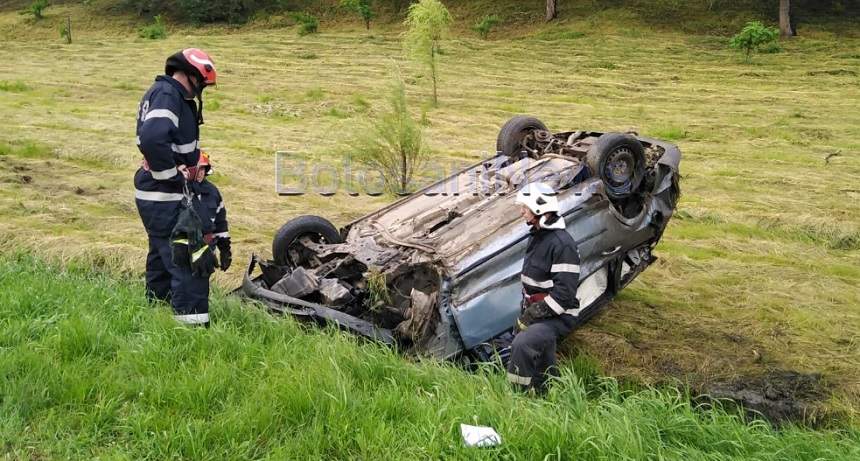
[241, 116, 681, 360]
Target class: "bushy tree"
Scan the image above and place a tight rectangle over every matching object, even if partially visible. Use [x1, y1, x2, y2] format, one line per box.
[341, 0, 374, 30]
[138, 14, 167, 39]
[21, 0, 48, 20]
[404, 0, 452, 106]
[292, 12, 319, 35]
[472, 14, 501, 39]
[352, 74, 428, 195]
[730, 21, 779, 62]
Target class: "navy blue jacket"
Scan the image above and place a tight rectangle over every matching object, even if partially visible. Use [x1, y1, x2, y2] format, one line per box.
[520, 218, 582, 316]
[197, 179, 229, 240]
[134, 75, 202, 237]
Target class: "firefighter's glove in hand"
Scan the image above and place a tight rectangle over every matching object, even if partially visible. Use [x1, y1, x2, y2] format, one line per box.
[217, 238, 232, 271]
[517, 300, 556, 331]
[191, 245, 217, 277]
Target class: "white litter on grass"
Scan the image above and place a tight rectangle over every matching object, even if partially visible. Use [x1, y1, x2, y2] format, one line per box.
[460, 423, 502, 447]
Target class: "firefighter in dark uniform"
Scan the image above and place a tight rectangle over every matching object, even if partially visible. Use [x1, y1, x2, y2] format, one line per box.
[194, 151, 232, 272]
[507, 182, 583, 392]
[134, 48, 218, 326]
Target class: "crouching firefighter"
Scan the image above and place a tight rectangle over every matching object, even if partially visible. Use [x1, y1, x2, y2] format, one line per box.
[134, 48, 218, 326]
[507, 182, 583, 392]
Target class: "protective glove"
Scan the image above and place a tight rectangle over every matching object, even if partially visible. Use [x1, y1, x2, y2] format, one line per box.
[216, 238, 232, 271]
[171, 238, 191, 267]
[517, 300, 556, 331]
[190, 245, 217, 277]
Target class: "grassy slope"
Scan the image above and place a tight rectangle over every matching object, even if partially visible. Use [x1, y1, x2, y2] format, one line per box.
[1, 254, 859, 459]
[0, 1, 858, 421]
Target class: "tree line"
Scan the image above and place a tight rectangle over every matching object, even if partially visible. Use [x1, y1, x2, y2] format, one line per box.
[116, 0, 858, 28]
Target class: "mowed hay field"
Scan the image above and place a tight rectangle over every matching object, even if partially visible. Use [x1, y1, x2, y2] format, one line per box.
[1, 3, 859, 422]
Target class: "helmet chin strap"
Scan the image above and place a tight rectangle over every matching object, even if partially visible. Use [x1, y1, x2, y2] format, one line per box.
[538, 213, 566, 230]
[538, 215, 550, 228]
[192, 82, 205, 125]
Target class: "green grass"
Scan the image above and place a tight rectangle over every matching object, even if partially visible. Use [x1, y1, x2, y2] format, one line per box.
[0, 1, 858, 430]
[0, 139, 53, 158]
[1, 254, 859, 459]
[0, 80, 30, 92]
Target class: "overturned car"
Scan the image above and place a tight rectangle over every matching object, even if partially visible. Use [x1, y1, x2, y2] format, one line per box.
[242, 116, 681, 360]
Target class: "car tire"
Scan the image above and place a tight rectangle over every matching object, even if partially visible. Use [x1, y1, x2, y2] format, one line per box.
[586, 133, 646, 200]
[496, 116, 548, 159]
[272, 215, 343, 266]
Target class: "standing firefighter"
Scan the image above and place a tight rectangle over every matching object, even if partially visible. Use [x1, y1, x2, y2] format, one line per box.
[134, 48, 218, 326]
[507, 182, 582, 392]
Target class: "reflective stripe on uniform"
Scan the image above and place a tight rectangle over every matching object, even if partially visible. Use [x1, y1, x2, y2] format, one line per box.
[544, 295, 586, 317]
[507, 372, 532, 386]
[191, 246, 208, 262]
[170, 140, 198, 154]
[134, 189, 184, 202]
[213, 232, 230, 239]
[144, 109, 179, 127]
[521, 274, 553, 289]
[550, 263, 580, 274]
[174, 313, 210, 325]
[544, 295, 565, 315]
[173, 239, 189, 245]
[150, 166, 178, 180]
[216, 201, 225, 213]
[564, 306, 586, 317]
[135, 136, 141, 145]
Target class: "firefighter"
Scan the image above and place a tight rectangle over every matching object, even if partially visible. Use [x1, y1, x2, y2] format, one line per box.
[134, 48, 218, 326]
[507, 182, 582, 392]
[194, 151, 232, 273]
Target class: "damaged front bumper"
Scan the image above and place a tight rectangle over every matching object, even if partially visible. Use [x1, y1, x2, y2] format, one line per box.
[241, 256, 397, 345]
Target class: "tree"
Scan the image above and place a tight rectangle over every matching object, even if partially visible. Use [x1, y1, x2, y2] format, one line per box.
[404, 0, 452, 106]
[729, 21, 779, 62]
[472, 14, 501, 39]
[341, 0, 374, 30]
[21, 0, 48, 20]
[546, 0, 557, 22]
[779, 0, 793, 37]
[352, 73, 428, 194]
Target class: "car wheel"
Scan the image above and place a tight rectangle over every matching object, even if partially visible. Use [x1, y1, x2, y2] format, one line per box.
[586, 133, 646, 200]
[496, 115, 548, 159]
[272, 215, 343, 267]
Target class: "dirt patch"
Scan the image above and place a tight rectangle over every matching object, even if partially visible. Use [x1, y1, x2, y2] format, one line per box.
[703, 370, 830, 425]
[568, 308, 835, 426]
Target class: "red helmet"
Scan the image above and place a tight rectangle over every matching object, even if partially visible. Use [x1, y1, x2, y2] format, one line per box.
[198, 150, 213, 174]
[165, 48, 217, 86]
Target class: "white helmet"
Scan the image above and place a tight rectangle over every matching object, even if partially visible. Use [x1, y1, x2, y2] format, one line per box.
[515, 182, 559, 216]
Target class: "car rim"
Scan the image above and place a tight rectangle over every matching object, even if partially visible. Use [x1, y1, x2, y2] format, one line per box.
[604, 147, 635, 190]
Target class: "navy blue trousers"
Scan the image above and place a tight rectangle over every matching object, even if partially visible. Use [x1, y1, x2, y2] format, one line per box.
[145, 235, 210, 325]
[507, 314, 577, 391]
